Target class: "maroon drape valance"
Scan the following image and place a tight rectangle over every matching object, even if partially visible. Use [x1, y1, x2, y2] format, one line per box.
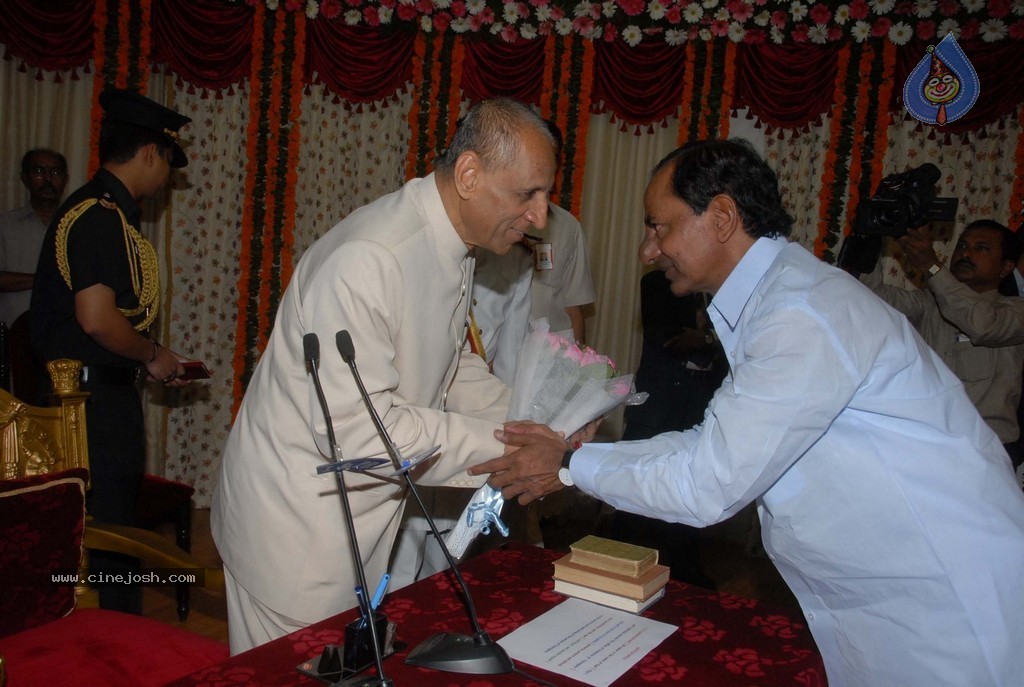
[461, 37, 546, 104]
[4, 0, 1023, 133]
[0, 0, 93, 72]
[591, 38, 688, 125]
[305, 22, 413, 102]
[151, 0, 252, 89]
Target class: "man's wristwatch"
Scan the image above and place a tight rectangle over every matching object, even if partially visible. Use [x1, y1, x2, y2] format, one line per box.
[557, 449, 575, 487]
[927, 263, 942, 278]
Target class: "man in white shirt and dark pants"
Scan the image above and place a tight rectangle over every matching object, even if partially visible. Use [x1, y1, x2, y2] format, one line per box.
[474, 139, 1024, 687]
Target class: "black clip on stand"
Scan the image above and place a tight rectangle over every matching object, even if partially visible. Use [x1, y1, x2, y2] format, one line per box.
[299, 334, 395, 687]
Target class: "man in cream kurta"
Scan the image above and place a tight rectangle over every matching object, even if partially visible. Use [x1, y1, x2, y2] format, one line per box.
[212, 99, 557, 654]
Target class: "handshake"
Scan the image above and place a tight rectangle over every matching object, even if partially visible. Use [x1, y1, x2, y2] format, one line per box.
[468, 419, 601, 504]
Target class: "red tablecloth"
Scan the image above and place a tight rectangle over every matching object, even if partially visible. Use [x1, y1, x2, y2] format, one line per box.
[168, 544, 826, 686]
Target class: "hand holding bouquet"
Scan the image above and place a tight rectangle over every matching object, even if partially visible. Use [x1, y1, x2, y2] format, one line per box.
[446, 320, 645, 557]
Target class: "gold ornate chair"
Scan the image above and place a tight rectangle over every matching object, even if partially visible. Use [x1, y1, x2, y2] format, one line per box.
[0, 358, 199, 620]
[0, 360, 226, 687]
[0, 359, 88, 481]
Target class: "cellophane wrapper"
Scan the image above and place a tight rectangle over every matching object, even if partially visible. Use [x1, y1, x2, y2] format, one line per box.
[446, 320, 643, 557]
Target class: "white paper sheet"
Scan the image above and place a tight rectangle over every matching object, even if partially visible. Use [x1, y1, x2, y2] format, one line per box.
[497, 598, 677, 687]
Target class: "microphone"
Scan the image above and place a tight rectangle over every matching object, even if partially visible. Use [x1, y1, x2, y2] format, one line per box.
[335, 330, 514, 675]
[303, 333, 393, 687]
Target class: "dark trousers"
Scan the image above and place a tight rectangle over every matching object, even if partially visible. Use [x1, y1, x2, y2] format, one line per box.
[83, 380, 145, 614]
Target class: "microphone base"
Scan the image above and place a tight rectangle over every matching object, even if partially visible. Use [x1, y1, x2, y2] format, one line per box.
[405, 631, 515, 675]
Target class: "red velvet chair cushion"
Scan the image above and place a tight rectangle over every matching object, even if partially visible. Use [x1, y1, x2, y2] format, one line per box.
[0, 607, 228, 686]
[0, 468, 88, 638]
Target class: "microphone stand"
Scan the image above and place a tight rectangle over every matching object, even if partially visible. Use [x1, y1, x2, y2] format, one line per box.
[335, 330, 514, 675]
[303, 334, 394, 687]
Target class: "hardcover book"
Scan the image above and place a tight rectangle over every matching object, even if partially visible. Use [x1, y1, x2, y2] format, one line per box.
[568, 535, 659, 578]
[552, 579, 666, 614]
[553, 554, 669, 601]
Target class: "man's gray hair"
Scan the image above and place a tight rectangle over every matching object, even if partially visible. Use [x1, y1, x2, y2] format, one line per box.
[434, 98, 554, 175]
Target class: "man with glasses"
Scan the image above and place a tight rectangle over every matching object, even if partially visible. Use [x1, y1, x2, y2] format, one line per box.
[0, 148, 68, 328]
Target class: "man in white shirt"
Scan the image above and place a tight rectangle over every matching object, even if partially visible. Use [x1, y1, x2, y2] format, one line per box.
[473, 139, 1024, 687]
[0, 148, 68, 327]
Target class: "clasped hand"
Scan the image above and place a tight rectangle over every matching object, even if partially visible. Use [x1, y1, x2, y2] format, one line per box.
[468, 418, 600, 505]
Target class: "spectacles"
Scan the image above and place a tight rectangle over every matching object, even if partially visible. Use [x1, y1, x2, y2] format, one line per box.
[27, 167, 67, 179]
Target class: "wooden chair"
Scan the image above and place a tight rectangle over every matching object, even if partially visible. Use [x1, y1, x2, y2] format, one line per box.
[0, 360, 226, 687]
[0, 359, 220, 606]
[0, 354, 198, 620]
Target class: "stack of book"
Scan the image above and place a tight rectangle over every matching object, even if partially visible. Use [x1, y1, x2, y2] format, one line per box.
[552, 535, 669, 614]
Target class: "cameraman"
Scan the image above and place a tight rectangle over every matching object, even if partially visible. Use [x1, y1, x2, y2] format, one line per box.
[858, 220, 1024, 457]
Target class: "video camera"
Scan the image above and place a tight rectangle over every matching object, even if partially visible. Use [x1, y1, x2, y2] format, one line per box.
[853, 163, 958, 237]
[839, 163, 958, 273]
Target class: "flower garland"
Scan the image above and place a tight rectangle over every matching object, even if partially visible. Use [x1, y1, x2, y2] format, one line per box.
[232, 4, 307, 413]
[89, 0, 152, 174]
[405, 32, 464, 180]
[541, 33, 594, 216]
[717, 40, 736, 138]
[813, 42, 854, 261]
[1013, 104, 1024, 228]
[233, 0, 1024, 48]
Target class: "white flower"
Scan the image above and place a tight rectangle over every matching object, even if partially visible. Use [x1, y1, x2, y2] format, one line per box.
[574, 2, 593, 17]
[305, 1, 319, 19]
[467, 0, 486, 14]
[503, 3, 521, 23]
[809, 24, 829, 43]
[834, 5, 850, 23]
[770, 25, 785, 43]
[715, 7, 730, 20]
[870, 0, 895, 12]
[683, 4, 704, 21]
[851, 19, 872, 41]
[451, 17, 471, 31]
[961, 0, 983, 10]
[490, 21, 504, 34]
[266, 0, 279, 10]
[979, 18, 1008, 41]
[555, 17, 573, 34]
[728, 21, 746, 41]
[648, 0, 666, 20]
[344, 9, 361, 24]
[1013, 0, 1024, 17]
[602, 1, 617, 18]
[535, 5, 552, 21]
[754, 9, 771, 26]
[622, 24, 643, 45]
[665, 28, 687, 44]
[790, 2, 807, 20]
[888, 21, 913, 44]
[378, 5, 393, 22]
[698, 27, 712, 40]
[520, 23, 538, 38]
[434, 0, 452, 8]
[937, 18, 960, 37]
[702, 0, 719, 7]
[913, 0, 935, 17]
[421, 15, 434, 31]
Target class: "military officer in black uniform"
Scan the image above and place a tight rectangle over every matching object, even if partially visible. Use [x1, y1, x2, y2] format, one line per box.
[31, 88, 192, 613]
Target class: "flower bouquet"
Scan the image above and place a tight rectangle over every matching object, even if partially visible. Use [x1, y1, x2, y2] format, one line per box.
[446, 319, 645, 557]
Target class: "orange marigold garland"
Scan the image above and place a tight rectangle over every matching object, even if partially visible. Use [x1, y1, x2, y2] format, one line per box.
[842, 43, 876, 241]
[89, 0, 152, 175]
[1013, 105, 1024, 228]
[717, 41, 736, 140]
[814, 43, 854, 261]
[540, 34, 592, 215]
[231, 5, 306, 414]
[405, 33, 462, 180]
[677, 42, 698, 146]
